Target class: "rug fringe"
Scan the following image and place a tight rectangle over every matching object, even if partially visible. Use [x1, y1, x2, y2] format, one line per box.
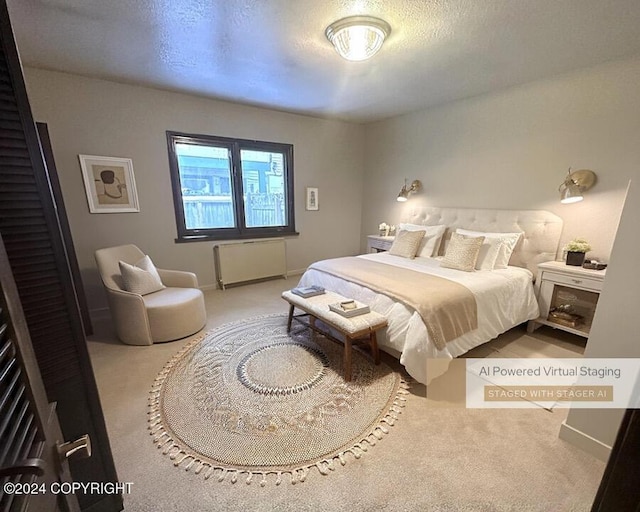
[147, 320, 413, 486]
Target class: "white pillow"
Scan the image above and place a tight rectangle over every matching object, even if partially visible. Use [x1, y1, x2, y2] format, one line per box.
[119, 255, 165, 295]
[398, 223, 447, 257]
[440, 232, 485, 272]
[456, 228, 522, 269]
[388, 229, 425, 259]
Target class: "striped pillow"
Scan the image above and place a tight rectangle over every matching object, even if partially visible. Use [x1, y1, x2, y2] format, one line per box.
[389, 229, 426, 259]
[440, 232, 485, 272]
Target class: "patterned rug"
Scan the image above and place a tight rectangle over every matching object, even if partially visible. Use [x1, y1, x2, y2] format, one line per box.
[148, 315, 409, 486]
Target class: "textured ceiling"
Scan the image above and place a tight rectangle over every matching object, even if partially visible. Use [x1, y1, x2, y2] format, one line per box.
[7, 0, 640, 122]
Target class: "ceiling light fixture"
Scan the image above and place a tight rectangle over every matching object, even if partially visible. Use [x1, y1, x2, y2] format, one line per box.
[559, 168, 597, 204]
[325, 15, 391, 62]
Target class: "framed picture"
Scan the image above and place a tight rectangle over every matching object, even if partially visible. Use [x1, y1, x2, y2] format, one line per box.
[78, 155, 139, 213]
[306, 187, 319, 211]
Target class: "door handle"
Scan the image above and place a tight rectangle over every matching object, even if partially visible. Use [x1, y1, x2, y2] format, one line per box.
[57, 434, 91, 461]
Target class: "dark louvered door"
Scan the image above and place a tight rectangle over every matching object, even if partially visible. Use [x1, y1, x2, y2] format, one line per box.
[0, 2, 121, 511]
[0, 235, 81, 512]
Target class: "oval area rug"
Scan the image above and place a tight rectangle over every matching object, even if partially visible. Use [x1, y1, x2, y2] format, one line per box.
[148, 315, 409, 485]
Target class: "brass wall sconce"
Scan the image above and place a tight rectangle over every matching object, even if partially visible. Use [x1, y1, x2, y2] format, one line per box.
[397, 179, 421, 202]
[559, 168, 597, 204]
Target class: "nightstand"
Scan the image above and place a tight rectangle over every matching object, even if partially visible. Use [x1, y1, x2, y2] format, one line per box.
[366, 235, 394, 253]
[528, 260, 606, 338]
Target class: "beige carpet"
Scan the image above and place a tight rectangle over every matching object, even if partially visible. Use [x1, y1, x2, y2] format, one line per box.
[88, 278, 605, 511]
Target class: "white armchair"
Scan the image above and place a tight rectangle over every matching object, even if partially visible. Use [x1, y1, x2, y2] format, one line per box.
[94, 244, 207, 345]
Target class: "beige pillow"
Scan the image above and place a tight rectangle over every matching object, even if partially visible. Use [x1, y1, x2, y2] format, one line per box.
[119, 255, 165, 295]
[441, 232, 485, 272]
[398, 223, 447, 257]
[389, 229, 426, 259]
[452, 231, 503, 270]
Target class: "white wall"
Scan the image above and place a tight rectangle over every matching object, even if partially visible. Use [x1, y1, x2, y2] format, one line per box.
[362, 56, 640, 260]
[23, 68, 365, 310]
[560, 180, 640, 460]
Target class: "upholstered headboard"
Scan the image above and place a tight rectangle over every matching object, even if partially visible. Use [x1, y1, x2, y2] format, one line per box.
[402, 207, 563, 276]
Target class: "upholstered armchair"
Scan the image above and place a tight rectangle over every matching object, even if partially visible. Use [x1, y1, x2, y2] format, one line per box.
[95, 244, 207, 345]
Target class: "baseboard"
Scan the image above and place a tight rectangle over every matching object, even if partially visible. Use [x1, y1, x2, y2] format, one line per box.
[89, 307, 111, 324]
[559, 420, 612, 462]
[286, 268, 306, 278]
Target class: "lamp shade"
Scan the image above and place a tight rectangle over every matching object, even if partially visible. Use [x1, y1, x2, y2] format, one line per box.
[558, 169, 597, 204]
[560, 181, 584, 204]
[396, 179, 420, 202]
[325, 16, 391, 61]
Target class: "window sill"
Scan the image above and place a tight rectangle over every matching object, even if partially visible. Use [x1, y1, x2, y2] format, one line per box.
[174, 231, 300, 243]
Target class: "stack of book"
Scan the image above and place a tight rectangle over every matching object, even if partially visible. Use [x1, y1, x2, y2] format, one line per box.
[291, 285, 325, 298]
[548, 309, 584, 328]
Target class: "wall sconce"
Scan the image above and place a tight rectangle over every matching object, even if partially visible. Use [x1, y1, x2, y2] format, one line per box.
[397, 179, 421, 202]
[558, 168, 597, 204]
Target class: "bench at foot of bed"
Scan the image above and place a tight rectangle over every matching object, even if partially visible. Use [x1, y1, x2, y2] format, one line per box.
[281, 290, 387, 381]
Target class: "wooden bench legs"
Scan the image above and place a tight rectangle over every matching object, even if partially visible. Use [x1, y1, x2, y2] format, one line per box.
[287, 304, 294, 332]
[286, 303, 380, 382]
[344, 332, 380, 381]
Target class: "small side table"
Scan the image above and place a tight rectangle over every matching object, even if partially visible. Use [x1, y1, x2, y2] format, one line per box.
[367, 235, 394, 253]
[527, 260, 606, 338]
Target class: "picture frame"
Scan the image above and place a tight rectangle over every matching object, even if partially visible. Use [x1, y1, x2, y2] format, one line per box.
[78, 154, 140, 213]
[306, 187, 319, 211]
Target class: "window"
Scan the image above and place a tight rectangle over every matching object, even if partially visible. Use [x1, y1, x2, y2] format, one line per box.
[166, 131, 296, 242]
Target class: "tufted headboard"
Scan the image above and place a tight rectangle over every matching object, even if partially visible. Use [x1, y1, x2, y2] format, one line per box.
[402, 207, 563, 277]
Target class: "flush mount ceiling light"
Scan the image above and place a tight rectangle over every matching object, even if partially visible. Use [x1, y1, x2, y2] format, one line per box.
[325, 15, 391, 61]
[558, 168, 597, 204]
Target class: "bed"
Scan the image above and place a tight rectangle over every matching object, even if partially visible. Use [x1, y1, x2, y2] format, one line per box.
[297, 207, 563, 385]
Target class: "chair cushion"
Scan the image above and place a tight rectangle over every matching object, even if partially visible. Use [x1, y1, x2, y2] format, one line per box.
[143, 287, 206, 342]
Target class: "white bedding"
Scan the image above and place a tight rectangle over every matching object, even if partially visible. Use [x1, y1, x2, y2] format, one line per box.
[297, 252, 540, 384]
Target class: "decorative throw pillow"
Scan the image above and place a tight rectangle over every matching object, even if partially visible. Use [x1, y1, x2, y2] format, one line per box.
[452, 230, 503, 270]
[440, 232, 485, 272]
[119, 255, 165, 295]
[456, 229, 522, 269]
[388, 229, 426, 259]
[399, 223, 447, 258]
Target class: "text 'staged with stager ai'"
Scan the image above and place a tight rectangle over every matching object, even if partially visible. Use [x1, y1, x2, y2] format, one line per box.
[465, 358, 640, 408]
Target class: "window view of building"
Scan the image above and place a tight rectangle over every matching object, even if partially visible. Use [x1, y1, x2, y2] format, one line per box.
[167, 132, 295, 241]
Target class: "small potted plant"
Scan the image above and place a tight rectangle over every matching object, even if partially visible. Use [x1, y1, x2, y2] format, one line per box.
[564, 237, 591, 266]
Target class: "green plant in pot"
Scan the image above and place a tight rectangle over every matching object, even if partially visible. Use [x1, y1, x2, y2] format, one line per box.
[564, 238, 591, 266]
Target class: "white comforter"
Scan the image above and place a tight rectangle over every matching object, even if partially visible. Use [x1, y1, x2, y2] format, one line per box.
[297, 252, 539, 384]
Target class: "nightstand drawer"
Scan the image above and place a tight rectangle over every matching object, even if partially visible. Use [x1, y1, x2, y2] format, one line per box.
[540, 271, 603, 292]
[367, 235, 395, 253]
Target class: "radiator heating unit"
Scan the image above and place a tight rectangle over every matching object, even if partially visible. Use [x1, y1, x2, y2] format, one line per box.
[213, 238, 287, 290]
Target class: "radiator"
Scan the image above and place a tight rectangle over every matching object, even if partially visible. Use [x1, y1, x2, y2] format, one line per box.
[213, 238, 287, 289]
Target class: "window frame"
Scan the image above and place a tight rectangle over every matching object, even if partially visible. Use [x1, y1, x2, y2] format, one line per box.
[166, 131, 297, 242]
